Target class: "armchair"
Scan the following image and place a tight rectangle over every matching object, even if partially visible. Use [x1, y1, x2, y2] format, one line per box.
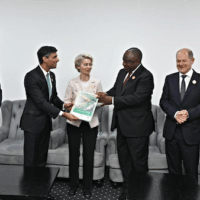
[46, 105, 109, 182]
[107, 104, 168, 185]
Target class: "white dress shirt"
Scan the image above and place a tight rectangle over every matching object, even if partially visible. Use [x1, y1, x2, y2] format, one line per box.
[179, 68, 193, 92]
[123, 63, 142, 82]
[174, 68, 193, 119]
[111, 63, 142, 104]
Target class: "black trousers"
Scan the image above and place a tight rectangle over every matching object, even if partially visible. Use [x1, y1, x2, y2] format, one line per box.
[24, 118, 51, 167]
[166, 125, 199, 180]
[117, 123, 149, 188]
[67, 122, 98, 189]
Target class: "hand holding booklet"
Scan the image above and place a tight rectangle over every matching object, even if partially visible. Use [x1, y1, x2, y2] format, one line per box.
[70, 91, 98, 122]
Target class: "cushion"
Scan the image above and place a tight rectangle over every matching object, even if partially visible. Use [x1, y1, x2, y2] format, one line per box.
[47, 143, 104, 167]
[0, 139, 23, 164]
[109, 146, 168, 170]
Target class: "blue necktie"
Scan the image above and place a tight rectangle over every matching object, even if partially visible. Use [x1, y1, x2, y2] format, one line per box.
[46, 72, 52, 98]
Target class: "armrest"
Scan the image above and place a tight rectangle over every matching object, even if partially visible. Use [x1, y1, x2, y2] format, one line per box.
[108, 129, 117, 154]
[157, 132, 165, 154]
[49, 128, 66, 149]
[0, 126, 9, 143]
[95, 131, 108, 153]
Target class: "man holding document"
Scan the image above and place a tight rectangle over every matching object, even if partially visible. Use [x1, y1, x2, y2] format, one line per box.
[20, 46, 79, 169]
[96, 48, 155, 200]
[64, 54, 103, 199]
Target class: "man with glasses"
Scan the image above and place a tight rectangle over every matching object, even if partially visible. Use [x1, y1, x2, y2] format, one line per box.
[96, 47, 155, 200]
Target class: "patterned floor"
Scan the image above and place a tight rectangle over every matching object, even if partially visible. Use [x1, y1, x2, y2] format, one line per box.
[49, 167, 122, 200]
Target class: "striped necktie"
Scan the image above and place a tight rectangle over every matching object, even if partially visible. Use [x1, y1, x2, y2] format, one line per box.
[181, 75, 187, 101]
[46, 72, 52, 98]
[123, 72, 131, 87]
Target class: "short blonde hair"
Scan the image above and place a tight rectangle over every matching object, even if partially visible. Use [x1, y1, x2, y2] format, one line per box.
[75, 54, 93, 72]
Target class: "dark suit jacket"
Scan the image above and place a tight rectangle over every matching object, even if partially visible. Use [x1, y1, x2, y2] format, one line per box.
[107, 65, 155, 137]
[20, 66, 64, 133]
[0, 87, 2, 107]
[160, 70, 200, 145]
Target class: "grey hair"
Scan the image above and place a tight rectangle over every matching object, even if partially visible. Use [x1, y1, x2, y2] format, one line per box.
[176, 48, 194, 60]
[75, 54, 93, 72]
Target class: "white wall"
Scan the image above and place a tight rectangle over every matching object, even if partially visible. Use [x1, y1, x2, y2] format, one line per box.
[0, 0, 200, 105]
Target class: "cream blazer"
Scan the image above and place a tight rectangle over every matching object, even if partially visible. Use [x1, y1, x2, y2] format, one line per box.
[64, 76, 103, 128]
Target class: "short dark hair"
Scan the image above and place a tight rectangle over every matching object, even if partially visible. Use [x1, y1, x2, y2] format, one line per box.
[124, 47, 143, 62]
[37, 46, 57, 64]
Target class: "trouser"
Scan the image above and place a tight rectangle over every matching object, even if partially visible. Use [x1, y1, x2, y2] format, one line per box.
[117, 123, 149, 188]
[166, 125, 199, 180]
[24, 118, 51, 167]
[67, 122, 98, 189]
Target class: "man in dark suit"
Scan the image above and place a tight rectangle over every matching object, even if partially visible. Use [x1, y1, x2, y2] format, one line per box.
[20, 46, 79, 167]
[160, 48, 200, 181]
[0, 84, 2, 107]
[97, 48, 154, 200]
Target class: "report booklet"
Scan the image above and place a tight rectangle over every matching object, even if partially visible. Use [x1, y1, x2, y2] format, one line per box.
[71, 91, 98, 122]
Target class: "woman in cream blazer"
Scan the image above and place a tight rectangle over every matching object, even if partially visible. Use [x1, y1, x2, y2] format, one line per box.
[64, 54, 103, 199]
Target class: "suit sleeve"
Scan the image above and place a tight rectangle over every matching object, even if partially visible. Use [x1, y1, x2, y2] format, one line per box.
[114, 73, 154, 108]
[0, 87, 2, 107]
[159, 76, 178, 120]
[24, 72, 60, 119]
[187, 104, 200, 121]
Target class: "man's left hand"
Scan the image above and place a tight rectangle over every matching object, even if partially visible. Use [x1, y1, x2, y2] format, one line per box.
[98, 96, 112, 106]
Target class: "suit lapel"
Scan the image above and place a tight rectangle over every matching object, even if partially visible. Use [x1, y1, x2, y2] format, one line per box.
[36, 66, 50, 100]
[120, 65, 144, 96]
[36, 66, 49, 91]
[118, 69, 127, 95]
[86, 78, 96, 93]
[183, 70, 198, 101]
[171, 73, 181, 104]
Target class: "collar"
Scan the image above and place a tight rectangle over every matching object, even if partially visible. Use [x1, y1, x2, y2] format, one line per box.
[129, 63, 142, 76]
[39, 65, 50, 77]
[179, 68, 193, 78]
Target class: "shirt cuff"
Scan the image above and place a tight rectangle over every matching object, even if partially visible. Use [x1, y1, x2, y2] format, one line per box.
[174, 111, 179, 119]
[59, 111, 64, 116]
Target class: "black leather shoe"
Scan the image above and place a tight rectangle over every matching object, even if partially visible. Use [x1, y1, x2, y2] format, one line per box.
[118, 189, 131, 200]
[68, 187, 77, 196]
[83, 189, 92, 199]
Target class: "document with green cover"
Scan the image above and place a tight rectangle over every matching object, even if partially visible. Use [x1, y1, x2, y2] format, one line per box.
[71, 91, 98, 122]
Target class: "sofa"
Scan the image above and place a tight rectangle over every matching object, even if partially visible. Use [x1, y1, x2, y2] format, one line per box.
[0, 100, 109, 181]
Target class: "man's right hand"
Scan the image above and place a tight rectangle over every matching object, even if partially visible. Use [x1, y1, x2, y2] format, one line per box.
[62, 112, 79, 121]
[96, 92, 107, 99]
[175, 110, 188, 124]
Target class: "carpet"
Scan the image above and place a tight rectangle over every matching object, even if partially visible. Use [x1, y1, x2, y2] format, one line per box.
[49, 167, 121, 200]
